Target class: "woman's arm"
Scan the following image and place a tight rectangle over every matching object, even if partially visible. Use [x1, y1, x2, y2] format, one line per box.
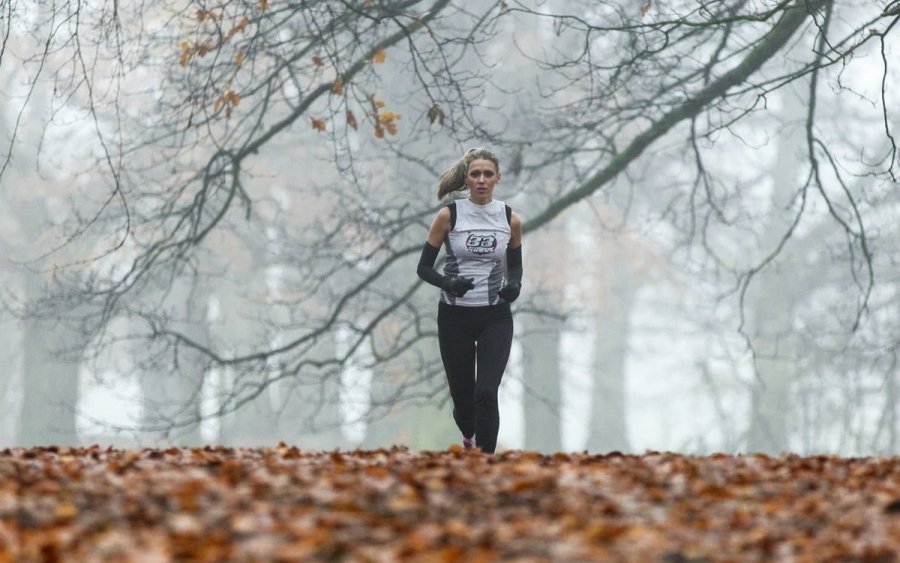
[425, 207, 451, 247]
[417, 207, 474, 296]
[509, 211, 522, 249]
[499, 212, 523, 302]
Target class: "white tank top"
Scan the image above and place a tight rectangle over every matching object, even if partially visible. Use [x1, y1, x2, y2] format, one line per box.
[442, 198, 511, 306]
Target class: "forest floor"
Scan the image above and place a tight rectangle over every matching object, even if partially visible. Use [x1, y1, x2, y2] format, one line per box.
[0, 445, 899, 562]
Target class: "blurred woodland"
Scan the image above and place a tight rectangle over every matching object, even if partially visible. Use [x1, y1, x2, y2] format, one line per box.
[0, 0, 899, 454]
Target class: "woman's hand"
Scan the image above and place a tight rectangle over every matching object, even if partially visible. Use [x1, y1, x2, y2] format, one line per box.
[442, 276, 475, 297]
[498, 282, 520, 302]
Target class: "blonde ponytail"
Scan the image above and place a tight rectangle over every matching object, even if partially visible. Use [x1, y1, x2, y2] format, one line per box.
[436, 148, 500, 200]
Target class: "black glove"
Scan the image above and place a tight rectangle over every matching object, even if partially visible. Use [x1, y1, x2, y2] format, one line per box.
[498, 282, 521, 303]
[441, 276, 475, 297]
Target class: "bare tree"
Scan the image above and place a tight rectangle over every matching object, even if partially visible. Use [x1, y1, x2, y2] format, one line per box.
[3, 0, 900, 452]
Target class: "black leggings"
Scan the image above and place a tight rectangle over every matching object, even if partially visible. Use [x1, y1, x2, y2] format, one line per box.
[437, 302, 513, 454]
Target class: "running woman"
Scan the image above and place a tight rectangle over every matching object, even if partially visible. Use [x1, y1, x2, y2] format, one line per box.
[416, 148, 523, 454]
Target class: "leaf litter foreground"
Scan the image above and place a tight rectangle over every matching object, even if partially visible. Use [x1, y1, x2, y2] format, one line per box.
[1, 445, 899, 562]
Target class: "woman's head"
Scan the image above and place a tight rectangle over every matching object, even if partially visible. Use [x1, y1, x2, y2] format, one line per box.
[436, 148, 501, 200]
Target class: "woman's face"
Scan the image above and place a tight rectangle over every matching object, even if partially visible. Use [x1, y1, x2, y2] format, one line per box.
[466, 158, 500, 204]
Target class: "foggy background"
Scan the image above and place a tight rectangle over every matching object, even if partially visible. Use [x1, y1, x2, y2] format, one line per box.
[1, 0, 898, 455]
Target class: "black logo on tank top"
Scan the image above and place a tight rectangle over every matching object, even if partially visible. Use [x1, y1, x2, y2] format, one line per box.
[465, 232, 497, 254]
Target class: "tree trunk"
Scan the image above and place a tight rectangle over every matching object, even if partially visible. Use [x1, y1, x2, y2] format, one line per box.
[0, 253, 23, 447]
[520, 309, 564, 453]
[218, 375, 277, 446]
[273, 331, 346, 450]
[17, 265, 82, 446]
[363, 311, 458, 451]
[8, 62, 82, 447]
[746, 81, 806, 454]
[887, 364, 898, 452]
[140, 276, 206, 446]
[586, 260, 634, 453]
[746, 301, 794, 453]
